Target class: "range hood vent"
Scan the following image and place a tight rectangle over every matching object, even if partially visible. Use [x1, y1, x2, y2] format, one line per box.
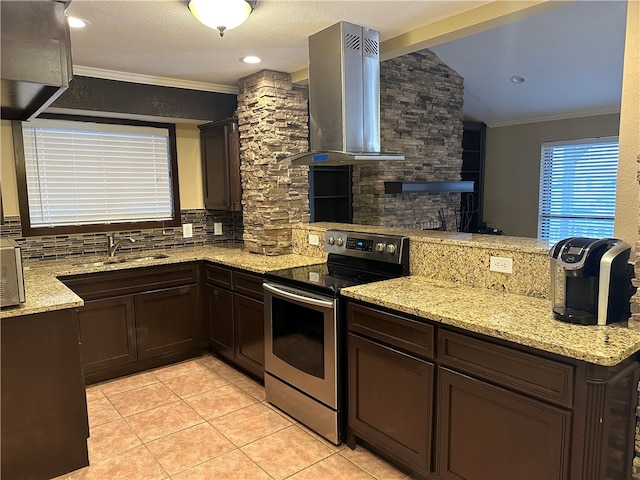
[1, 1, 73, 121]
[287, 22, 404, 166]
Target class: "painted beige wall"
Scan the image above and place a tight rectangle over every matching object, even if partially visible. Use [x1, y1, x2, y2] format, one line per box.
[174, 123, 204, 210]
[483, 113, 621, 238]
[0, 120, 19, 216]
[0, 121, 203, 218]
[615, 0, 639, 249]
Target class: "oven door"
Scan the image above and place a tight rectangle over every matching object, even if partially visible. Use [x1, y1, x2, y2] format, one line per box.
[263, 282, 337, 409]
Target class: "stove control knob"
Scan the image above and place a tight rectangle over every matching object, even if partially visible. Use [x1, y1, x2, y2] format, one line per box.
[336, 237, 344, 247]
[386, 243, 397, 254]
[375, 242, 386, 253]
[327, 236, 335, 245]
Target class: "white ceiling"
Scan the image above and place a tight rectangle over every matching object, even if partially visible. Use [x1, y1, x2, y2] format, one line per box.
[65, 0, 628, 127]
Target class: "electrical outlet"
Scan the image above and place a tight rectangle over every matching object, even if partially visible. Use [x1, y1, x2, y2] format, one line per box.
[214, 222, 223, 236]
[308, 234, 319, 246]
[182, 223, 193, 238]
[490, 256, 513, 274]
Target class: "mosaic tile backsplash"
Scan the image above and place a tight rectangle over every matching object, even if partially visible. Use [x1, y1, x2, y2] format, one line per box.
[0, 209, 244, 260]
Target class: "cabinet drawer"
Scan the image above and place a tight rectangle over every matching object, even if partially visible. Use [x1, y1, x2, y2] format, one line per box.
[348, 303, 434, 360]
[439, 330, 574, 408]
[62, 263, 198, 301]
[232, 271, 263, 300]
[205, 263, 233, 289]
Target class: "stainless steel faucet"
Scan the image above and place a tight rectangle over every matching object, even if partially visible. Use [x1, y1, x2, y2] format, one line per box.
[107, 234, 136, 257]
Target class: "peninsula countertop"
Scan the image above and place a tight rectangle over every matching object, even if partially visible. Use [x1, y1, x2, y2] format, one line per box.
[341, 275, 640, 367]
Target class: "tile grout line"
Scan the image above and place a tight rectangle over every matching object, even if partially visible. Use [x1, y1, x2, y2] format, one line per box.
[80, 354, 410, 479]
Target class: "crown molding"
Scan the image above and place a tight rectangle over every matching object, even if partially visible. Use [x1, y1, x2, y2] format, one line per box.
[72, 66, 239, 95]
[485, 107, 621, 128]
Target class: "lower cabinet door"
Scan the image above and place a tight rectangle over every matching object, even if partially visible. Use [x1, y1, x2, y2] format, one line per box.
[437, 367, 572, 480]
[134, 285, 201, 359]
[77, 295, 137, 373]
[1, 309, 89, 480]
[207, 284, 234, 360]
[348, 333, 433, 476]
[233, 293, 264, 379]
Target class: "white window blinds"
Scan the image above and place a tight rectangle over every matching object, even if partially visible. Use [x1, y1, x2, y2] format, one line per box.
[22, 119, 174, 228]
[538, 137, 618, 243]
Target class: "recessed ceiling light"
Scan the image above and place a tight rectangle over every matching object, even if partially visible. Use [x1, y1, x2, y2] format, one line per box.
[67, 16, 90, 28]
[509, 75, 527, 84]
[241, 56, 262, 64]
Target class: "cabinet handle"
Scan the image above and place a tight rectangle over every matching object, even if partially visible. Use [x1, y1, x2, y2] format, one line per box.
[263, 282, 335, 309]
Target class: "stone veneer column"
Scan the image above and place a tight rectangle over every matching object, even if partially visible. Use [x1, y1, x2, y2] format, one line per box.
[352, 49, 464, 230]
[631, 154, 640, 479]
[236, 70, 309, 255]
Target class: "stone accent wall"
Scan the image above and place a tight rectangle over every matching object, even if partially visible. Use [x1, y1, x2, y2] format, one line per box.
[632, 153, 640, 480]
[237, 70, 309, 255]
[0, 209, 242, 260]
[353, 49, 464, 230]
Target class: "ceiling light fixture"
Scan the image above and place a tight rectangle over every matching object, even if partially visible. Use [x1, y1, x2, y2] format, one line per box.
[509, 75, 527, 84]
[67, 16, 90, 29]
[241, 56, 262, 64]
[188, 0, 256, 37]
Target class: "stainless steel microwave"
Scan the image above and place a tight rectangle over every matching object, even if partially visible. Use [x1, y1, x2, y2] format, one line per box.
[1, 238, 26, 307]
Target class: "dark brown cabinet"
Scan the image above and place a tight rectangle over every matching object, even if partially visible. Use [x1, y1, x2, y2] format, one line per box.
[1, 309, 89, 479]
[347, 302, 435, 478]
[346, 300, 640, 480]
[77, 295, 136, 373]
[233, 292, 264, 377]
[437, 368, 571, 480]
[348, 334, 433, 476]
[204, 263, 265, 379]
[135, 285, 200, 359]
[207, 284, 234, 360]
[62, 263, 204, 384]
[199, 118, 241, 211]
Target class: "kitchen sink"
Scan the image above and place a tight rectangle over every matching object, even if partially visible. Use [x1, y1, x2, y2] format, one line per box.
[121, 254, 169, 262]
[72, 259, 124, 267]
[73, 254, 168, 268]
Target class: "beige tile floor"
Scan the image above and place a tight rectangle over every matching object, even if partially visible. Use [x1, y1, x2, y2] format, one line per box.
[54, 355, 411, 480]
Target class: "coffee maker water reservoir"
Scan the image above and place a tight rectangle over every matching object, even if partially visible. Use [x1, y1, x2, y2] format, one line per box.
[550, 237, 631, 325]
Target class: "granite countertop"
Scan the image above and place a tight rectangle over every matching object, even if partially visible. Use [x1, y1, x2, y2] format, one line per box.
[0, 245, 325, 320]
[305, 222, 552, 254]
[341, 276, 640, 367]
[5, 244, 639, 367]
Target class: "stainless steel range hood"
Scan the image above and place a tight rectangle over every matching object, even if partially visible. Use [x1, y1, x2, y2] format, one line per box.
[287, 22, 404, 166]
[1, 1, 73, 121]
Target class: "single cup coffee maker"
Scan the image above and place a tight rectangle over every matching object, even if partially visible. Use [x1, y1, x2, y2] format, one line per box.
[550, 237, 631, 325]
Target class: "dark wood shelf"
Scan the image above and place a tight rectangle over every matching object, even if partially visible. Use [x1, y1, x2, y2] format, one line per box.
[314, 195, 351, 200]
[460, 121, 486, 233]
[384, 181, 474, 194]
[309, 165, 352, 223]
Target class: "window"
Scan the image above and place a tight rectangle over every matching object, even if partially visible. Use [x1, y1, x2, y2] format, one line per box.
[538, 137, 618, 244]
[14, 116, 181, 236]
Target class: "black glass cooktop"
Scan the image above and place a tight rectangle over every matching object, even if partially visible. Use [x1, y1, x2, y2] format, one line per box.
[264, 258, 404, 296]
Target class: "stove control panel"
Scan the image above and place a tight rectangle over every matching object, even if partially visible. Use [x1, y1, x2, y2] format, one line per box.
[324, 229, 409, 265]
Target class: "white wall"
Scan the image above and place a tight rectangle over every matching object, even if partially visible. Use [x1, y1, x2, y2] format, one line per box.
[483, 113, 620, 238]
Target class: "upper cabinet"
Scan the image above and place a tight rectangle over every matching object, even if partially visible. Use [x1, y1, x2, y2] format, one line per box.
[198, 118, 242, 211]
[1, 0, 73, 121]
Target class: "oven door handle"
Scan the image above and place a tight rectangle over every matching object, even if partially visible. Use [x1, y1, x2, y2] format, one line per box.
[263, 282, 335, 309]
